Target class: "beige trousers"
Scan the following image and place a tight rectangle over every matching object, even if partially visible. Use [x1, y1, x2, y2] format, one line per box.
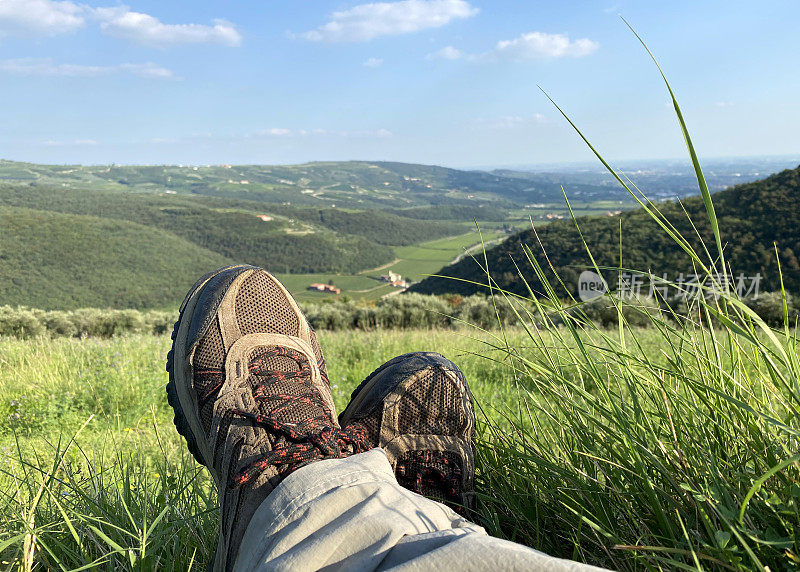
[234, 448, 607, 571]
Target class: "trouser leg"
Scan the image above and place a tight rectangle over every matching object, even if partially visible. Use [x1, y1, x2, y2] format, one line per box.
[234, 448, 607, 572]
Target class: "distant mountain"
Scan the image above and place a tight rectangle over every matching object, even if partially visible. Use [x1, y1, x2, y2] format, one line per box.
[410, 165, 800, 297]
[0, 159, 620, 209]
[4, 157, 795, 309]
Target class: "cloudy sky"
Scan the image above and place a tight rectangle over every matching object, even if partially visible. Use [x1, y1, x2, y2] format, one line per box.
[1, 0, 798, 167]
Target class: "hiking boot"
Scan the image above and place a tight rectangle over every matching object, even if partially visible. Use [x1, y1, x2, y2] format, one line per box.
[166, 265, 371, 571]
[338, 352, 476, 515]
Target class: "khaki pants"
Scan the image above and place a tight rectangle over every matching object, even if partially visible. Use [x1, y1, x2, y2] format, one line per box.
[235, 448, 607, 571]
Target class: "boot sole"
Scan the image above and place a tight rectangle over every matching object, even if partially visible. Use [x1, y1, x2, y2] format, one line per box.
[165, 265, 255, 468]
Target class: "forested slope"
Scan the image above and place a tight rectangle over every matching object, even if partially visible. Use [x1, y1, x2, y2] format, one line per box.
[0, 186, 404, 273]
[411, 166, 800, 297]
[0, 206, 234, 309]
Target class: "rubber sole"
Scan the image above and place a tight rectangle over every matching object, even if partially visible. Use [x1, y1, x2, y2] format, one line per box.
[165, 265, 253, 467]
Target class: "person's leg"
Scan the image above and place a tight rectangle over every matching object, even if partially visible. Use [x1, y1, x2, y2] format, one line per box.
[235, 448, 606, 571]
[167, 267, 608, 571]
[166, 266, 373, 570]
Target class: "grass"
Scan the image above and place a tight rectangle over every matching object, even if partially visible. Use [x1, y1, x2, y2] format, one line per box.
[3, 319, 798, 570]
[465, 23, 800, 570]
[0, 330, 525, 570]
[388, 230, 508, 281]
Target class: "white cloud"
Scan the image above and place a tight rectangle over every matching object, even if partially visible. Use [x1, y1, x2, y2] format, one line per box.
[254, 127, 392, 138]
[715, 101, 734, 108]
[0, 0, 85, 37]
[488, 32, 598, 60]
[0, 58, 174, 79]
[363, 57, 383, 67]
[302, 0, 477, 42]
[433, 32, 598, 63]
[426, 45, 462, 60]
[43, 138, 98, 146]
[493, 116, 526, 128]
[0, 1, 242, 47]
[475, 114, 547, 129]
[119, 62, 175, 79]
[93, 6, 241, 47]
[331, 128, 394, 138]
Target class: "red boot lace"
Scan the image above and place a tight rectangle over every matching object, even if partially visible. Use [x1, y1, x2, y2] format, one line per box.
[229, 347, 372, 488]
[396, 450, 463, 505]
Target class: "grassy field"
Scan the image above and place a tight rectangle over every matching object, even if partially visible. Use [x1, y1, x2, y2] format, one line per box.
[2, 313, 799, 570]
[0, 329, 523, 570]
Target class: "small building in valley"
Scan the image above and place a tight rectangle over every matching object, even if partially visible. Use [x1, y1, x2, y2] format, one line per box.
[308, 283, 341, 294]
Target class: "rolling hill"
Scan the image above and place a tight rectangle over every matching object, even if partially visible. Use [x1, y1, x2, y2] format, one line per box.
[0, 158, 620, 209]
[0, 159, 528, 309]
[0, 206, 233, 309]
[411, 165, 800, 297]
[5, 157, 792, 310]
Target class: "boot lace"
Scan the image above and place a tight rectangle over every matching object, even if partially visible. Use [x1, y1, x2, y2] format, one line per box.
[229, 346, 372, 487]
[396, 450, 463, 506]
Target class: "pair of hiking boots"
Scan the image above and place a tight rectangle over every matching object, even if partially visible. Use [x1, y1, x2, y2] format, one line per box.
[166, 266, 476, 570]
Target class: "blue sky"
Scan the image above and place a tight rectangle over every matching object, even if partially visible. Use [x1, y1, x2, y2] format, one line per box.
[1, 0, 799, 167]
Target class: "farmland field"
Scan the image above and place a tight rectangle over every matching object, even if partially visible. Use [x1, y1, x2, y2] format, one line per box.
[277, 228, 510, 302]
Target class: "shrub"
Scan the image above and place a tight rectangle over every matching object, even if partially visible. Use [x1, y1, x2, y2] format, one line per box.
[375, 294, 451, 329]
[746, 291, 799, 327]
[43, 310, 78, 337]
[145, 311, 175, 335]
[304, 303, 354, 331]
[569, 294, 655, 328]
[71, 308, 112, 337]
[454, 296, 496, 328]
[0, 306, 45, 338]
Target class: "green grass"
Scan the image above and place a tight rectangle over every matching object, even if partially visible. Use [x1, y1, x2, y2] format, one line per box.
[0, 329, 524, 570]
[274, 273, 390, 302]
[388, 230, 508, 282]
[3, 316, 798, 570]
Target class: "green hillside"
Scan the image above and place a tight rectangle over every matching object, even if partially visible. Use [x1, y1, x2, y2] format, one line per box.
[0, 159, 609, 209]
[411, 165, 800, 297]
[0, 206, 233, 309]
[0, 186, 399, 274]
[0, 158, 643, 309]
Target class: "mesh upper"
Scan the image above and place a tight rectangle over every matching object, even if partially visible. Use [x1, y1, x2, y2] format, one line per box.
[194, 320, 225, 433]
[353, 415, 380, 446]
[235, 272, 300, 337]
[397, 368, 466, 435]
[194, 318, 224, 369]
[192, 269, 329, 433]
